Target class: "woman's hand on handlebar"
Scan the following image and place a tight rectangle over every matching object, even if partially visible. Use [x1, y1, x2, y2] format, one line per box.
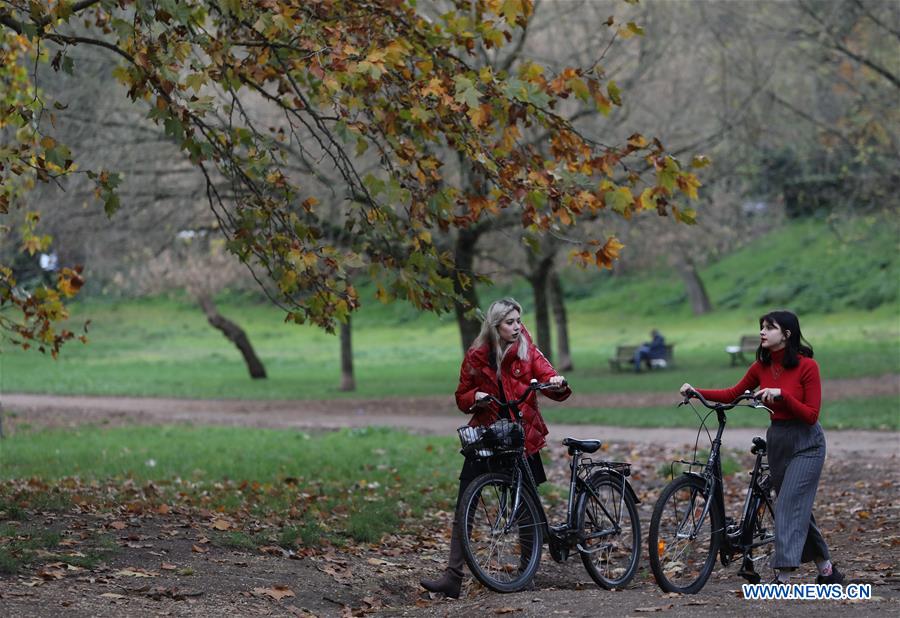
[755, 387, 782, 404]
[548, 375, 567, 390]
[679, 383, 695, 398]
[474, 391, 491, 406]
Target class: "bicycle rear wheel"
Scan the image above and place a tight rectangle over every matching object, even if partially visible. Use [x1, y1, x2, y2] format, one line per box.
[648, 475, 721, 594]
[459, 472, 543, 593]
[576, 473, 641, 589]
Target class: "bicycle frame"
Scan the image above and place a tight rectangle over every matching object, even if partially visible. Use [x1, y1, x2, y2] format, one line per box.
[465, 379, 637, 561]
[487, 441, 635, 561]
[674, 392, 774, 568]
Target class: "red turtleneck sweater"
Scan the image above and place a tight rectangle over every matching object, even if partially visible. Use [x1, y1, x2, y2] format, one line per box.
[695, 348, 822, 425]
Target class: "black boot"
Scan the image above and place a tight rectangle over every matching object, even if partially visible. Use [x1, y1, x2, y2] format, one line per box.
[816, 564, 844, 585]
[420, 521, 465, 599]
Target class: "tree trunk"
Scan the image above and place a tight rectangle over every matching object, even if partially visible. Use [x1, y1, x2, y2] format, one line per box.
[528, 256, 554, 361]
[197, 294, 267, 379]
[339, 317, 355, 391]
[453, 227, 483, 354]
[549, 272, 573, 371]
[675, 255, 713, 315]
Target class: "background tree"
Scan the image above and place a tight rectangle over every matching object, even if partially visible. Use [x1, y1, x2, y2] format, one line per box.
[0, 0, 703, 355]
[127, 234, 268, 379]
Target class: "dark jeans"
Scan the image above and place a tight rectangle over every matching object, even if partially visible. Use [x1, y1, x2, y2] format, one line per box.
[633, 345, 652, 371]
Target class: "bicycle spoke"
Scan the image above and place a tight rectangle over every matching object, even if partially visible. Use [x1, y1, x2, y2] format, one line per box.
[578, 477, 640, 588]
[649, 476, 718, 593]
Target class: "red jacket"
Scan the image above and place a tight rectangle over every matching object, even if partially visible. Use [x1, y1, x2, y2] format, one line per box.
[455, 328, 571, 455]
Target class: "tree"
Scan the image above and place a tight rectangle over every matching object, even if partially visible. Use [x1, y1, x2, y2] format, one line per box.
[127, 235, 268, 379]
[0, 0, 703, 355]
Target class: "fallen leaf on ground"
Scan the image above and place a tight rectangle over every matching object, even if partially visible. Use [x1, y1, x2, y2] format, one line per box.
[109, 521, 127, 530]
[634, 605, 674, 613]
[160, 563, 177, 571]
[211, 519, 231, 530]
[115, 568, 158, 578]
[191, 544, 208, 553]
[495, 608, 521, 614]
[252, 586, 295, 601]
[99, 593, 127, 599]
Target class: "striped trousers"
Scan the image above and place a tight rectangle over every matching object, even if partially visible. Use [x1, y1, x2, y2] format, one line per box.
[766, 420, 831, 569]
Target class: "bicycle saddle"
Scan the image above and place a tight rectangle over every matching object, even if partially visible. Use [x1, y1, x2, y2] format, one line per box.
[562, 438, 601, 454]
[751, 436, 767, 454]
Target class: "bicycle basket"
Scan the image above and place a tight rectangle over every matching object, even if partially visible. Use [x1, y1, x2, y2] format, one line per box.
[457, 425, 492, 458]
[457, 419, 525, 457]
[483, 419, 525, 451]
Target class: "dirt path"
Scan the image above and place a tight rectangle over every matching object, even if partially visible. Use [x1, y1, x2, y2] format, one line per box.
[2, 378, 899, 616]
[0, 441, 897, 617]
[3, 373, 899, 456]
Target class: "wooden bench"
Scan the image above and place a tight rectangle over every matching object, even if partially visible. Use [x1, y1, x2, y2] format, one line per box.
[726, 335, 758, 366]
[609, 344, 675, 371]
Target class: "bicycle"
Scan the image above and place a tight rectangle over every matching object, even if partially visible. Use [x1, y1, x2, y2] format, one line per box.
[456, 379, 641, 593]
[647, 389, 777, 594]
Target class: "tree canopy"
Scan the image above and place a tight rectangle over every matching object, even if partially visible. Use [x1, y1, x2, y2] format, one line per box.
[0, 0, 703, 355]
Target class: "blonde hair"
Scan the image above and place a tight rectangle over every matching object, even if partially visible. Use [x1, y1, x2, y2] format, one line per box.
[471, 297, 529, 369]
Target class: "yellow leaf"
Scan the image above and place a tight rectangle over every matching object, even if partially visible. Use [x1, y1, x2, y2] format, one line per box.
[421, 77, 444, 98]
[467, 103, 492, 128]
[691, 154, 712, 169]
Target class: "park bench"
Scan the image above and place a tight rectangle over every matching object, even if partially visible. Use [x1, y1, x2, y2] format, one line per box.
[608, 344, 675, 372]
[726, 335, 758, 365]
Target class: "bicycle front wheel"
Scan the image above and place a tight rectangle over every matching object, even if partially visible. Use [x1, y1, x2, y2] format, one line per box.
[648, 475, 721, 594]
[576, 473, 641, 589]
[459, 472, 543, 593]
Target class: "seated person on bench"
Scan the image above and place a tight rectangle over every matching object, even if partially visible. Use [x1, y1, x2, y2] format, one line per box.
[634, 329, 666, 372]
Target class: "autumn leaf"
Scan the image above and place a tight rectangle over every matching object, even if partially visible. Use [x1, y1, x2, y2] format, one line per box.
[115, 568, 158, 578]
[595, 236, 624, 270]
[252, 585, 295, 600]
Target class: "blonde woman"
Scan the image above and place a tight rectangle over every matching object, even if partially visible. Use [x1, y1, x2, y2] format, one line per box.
[420, 298, 570, 598]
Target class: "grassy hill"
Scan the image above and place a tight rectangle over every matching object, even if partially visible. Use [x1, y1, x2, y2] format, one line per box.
[2, 218, 897, 403]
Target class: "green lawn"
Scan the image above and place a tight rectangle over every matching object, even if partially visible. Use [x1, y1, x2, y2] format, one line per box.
[0, 425, 462, 544]
[1, 219, 897, 433]
[3, 296, 896, 400]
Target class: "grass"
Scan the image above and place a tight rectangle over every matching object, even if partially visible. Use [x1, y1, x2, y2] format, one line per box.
[0, 218, 896, 421]
[544, 395, 900, 431]
[1, 296, 897, 401]
[0, 519, 116, 574]
[0, 425, 462, 546]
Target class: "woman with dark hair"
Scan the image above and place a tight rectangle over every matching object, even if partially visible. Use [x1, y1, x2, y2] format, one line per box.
[420, 298, 571, 598]
[679, 310, 843, 585]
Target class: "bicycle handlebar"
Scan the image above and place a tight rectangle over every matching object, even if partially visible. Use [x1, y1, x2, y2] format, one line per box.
[681, 389, 776, 414]
[469, 378, 568, 413]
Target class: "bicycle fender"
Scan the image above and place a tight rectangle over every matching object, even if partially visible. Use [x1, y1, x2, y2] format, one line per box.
[680, 471, 707, 485]
[587, 470, 640, 505]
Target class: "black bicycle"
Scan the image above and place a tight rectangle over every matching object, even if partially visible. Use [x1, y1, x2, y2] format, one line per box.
[456, 379, 641, 593]
[648, 389, 777, 594]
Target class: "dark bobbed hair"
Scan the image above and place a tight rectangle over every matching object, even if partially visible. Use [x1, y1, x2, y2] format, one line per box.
[756, 310, 814, 369]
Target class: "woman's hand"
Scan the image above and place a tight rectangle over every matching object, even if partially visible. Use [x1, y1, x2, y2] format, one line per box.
[474, 391, 490, 405]
[549, 375, 567, 390]
[679, 383, 694, 397]
[756, 387, 782, 403]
